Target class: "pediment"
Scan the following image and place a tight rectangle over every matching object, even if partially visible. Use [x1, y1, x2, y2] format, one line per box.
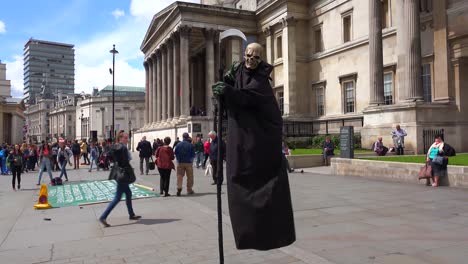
[140, 3, 178, 51]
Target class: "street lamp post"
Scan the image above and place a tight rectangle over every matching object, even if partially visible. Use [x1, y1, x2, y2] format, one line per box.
[109, 44, 119, 142]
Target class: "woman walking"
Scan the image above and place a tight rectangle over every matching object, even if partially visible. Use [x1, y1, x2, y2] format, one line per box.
[426, 135, 448, 187]
[99, 131, 141, 227]
[8, 145, 23, 190]
[155, 137, 175, 197]
[36, 143, 54, 185]
[57, 142, 72, 181]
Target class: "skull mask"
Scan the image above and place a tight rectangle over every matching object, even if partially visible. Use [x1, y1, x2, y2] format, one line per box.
[244, 43, 263, 69]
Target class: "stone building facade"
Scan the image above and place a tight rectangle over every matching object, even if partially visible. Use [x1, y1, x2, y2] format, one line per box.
[137, 0, 468, 154]
[24, 97, 54, 143]
[48, 96, 77, 141]
[75, 86, 145, 142]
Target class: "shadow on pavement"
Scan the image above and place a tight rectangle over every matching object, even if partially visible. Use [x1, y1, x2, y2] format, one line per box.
[186, 192, 219, 197]
[137, 218, 180, 225]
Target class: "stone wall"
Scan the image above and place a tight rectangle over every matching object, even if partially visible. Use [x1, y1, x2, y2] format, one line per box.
[331, 157, 468, 188]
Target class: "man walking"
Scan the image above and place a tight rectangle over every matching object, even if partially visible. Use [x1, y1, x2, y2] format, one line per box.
[208, 131, 225, 185]
[136, 136, 152, 175]
[174, 133, 195, 196]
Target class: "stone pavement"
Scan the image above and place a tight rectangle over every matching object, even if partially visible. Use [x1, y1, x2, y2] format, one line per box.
[1, 153, 468, 264]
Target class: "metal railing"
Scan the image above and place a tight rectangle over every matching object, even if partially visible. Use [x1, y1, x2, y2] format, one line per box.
[282, 117, 364, 137]
[423, 128, 444, 153]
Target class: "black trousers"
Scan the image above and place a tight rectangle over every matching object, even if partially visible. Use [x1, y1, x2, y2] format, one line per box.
[396, 146, 404, 155]
[210, 160, 223, 184]
[203, 153, 209, 168]
[158, 168, 171, 194]
[12, 166, 21, 188]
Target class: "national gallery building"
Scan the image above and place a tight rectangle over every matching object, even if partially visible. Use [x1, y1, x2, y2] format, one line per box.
[136, 0, 468, 154]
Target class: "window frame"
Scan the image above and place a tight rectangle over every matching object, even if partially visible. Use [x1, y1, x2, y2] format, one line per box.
[341, 10, 353, 43]
[383, 71, 394, 105]
[339, 73, 358, 114]
[274, 34, 283, 60]
[422, 63, 433, 103]
[312, 81, 326, 117]
[313, 24, 324, 53]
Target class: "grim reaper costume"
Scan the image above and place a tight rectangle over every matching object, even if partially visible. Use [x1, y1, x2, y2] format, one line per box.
[220, 45, 296, 250]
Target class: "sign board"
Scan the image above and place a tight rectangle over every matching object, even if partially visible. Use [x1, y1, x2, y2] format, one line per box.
[47, 180, 158, 207]
[192, 123, 202, 133]
[340, 126, 354, 159]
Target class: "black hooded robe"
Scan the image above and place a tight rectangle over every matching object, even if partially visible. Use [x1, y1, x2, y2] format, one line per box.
[223, 61, 296, 250]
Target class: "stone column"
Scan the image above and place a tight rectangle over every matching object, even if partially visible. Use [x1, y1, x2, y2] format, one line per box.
[396, 0, 406, 102]
[161, 44, 168, 123]
[156, 51, 162, 123]
[263, 26, 274, 65]
[433, 0, 452, 102]
[282, 17, 297, 116]
[172, 32, 181, 121]
[204, 28, 216, 116]
[404, 0, 423, 101]
[167, 39, 174, 122]
[369, 0, 384, 105]
[147, 57, 153, 126]
[151, 53, 158, 126]
[143, 61, 149, 127]
[179, 26, 192, 119]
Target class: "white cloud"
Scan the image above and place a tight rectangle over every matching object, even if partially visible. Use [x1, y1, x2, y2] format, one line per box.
[130, 0, 199, 20]
[5, 56, 24, 98]
[0, 20, 6, 34]
[111, 9, 125, 19]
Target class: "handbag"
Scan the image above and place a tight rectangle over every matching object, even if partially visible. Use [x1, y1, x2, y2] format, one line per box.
[432, 155, 444, 165]
[418, 163, 432, 179]
[110, 165, 136, 184]
[148, 157, 155, 170]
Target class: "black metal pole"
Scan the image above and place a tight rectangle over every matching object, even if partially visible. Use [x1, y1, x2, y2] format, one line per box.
[216, 94, 224, 264]
[112, 46, 115, 142]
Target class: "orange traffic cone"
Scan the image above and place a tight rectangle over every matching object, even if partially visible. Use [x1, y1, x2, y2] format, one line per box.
[34, 184, 52, 209]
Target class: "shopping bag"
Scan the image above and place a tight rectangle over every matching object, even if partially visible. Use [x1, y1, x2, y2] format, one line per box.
[418, 163, 432, 179]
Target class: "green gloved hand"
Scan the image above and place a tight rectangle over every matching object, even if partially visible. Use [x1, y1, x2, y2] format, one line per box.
[212, 81, 226, 96]
[224, 61, 240, 86]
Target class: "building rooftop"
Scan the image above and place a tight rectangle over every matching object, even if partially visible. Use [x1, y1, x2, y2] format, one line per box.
[100, 85, 145, 93]
[24, 38, 74, 49]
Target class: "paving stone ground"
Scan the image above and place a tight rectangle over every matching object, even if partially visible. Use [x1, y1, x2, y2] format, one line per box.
[1, 152, 468, 264]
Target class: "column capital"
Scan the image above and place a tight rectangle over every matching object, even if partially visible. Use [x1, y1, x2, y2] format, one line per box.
[263, 26, 272, 37]
[143, 61, 149, 69]
[281, 16, 296, 28]
[151, 51, 158, 60]
[203, 28, 217, 40]
[171, 31, 180, 41]
[179, 25, 192, 37]
[165, 38, 174, 50]
[160, 43, 167, 52]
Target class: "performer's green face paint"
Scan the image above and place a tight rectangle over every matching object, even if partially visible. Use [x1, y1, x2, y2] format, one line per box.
[244, 46, 261, 69]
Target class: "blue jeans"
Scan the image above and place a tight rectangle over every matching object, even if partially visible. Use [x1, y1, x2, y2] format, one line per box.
[37, 158, 53, 184]
[195, 152, 204, 168]
[89, 157, 99, 172]
[59, 160, 68, 180]
[100, 183, 135, 220]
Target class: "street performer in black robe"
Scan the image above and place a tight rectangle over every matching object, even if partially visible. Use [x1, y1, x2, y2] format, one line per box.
[212, 43, 295, 250]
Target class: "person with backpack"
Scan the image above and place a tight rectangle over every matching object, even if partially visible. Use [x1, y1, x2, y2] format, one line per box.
[99, 131, 141, 227]
[57, 142, 72, 181]
[36, 142, 54, 185]
[88, 142, 100, 172]
[8, 145, 23, 190]
[71, 140, 81, 169]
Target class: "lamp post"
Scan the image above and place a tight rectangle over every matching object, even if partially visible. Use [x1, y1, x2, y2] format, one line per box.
[109, 44, 119, 142]
[128, 120, 132, 150]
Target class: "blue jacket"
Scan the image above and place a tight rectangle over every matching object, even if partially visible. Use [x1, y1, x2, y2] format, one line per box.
[174, 140, 195, 163]
[209, 137, 226, 161]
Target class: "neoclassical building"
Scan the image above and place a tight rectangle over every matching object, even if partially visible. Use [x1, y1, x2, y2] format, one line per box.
[137, 0, 468, 154]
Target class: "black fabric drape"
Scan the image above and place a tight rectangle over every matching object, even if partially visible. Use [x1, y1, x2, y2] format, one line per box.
[223, 61, 296, 250]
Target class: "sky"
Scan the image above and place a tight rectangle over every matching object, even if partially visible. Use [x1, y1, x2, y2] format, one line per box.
[0, 0, 199, 98]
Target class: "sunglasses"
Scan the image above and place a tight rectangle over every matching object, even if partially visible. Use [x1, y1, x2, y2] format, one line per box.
[246, 54, 260, 60]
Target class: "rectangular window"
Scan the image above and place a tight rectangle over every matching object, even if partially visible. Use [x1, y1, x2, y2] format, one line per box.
[343, 14, 352, 43]
[344, 81, 355, 113]
[314, 28, 323, 53]
[316, 87, 325, 116]
[277, 91, 284, 115]
[382, 0, 390, 29]
[422, 64, 432, 102]
[275, 35, 283, 59]
[383, 72, 393, 105]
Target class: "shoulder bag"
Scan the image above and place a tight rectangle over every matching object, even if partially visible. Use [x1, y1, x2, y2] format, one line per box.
[418, 162, 432, 179]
